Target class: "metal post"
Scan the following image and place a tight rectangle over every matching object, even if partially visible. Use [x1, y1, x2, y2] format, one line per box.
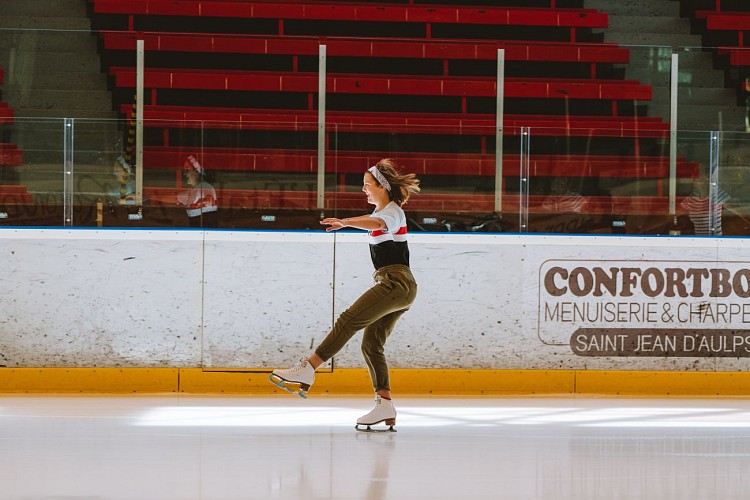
[708, 131, 720, 235]
[63, 118, 74, 226]
[317, 44, 327, 210]
[135, 40, 145, 207]
[519, 127, 530, 232]
[669, 52, 678, 215]
[494, 49, 505, 213]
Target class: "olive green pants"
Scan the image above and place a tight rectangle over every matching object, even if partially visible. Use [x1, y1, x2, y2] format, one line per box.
[315, 264, 417, 392]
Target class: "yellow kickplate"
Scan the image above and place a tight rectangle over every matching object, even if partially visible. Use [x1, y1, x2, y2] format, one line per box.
[178, 368, 375, 394]
[575, 370, 750, 396]
[178, 368, 576, 395]
[1, 368, 750, 395]
[0, 368, 178, 393]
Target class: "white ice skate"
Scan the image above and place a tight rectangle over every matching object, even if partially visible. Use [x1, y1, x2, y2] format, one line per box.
[269, 356, 315, 399]
[355, 395, 397, 432]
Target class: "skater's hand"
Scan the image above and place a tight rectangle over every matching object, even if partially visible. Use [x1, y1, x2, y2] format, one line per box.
[321, 218, 345, 231]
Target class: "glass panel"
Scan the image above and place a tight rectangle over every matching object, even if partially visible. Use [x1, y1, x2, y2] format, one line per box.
[677, 46, 750, 237]
[0, 117, 65, 226]
[194, 118, 320, 230]
[67, 118, 138, 227]
[677, 42, 749, 237]
[710, 131, 750, 236]
[325, 119, 513, 232]
[674, 130, 749, 237]
[72, 117, 323, 229]
[0, 28, 113, 227]
[524, 45, 673, 234]
[674, 130, 710, 236]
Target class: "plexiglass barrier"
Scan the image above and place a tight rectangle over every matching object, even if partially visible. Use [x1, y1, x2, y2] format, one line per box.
[0, 118, 65, 225]
[2, 28, 750, 235]
[676, 130, 750, 236]
[525, 122, 676, 235]
[524, 44, 671, 234]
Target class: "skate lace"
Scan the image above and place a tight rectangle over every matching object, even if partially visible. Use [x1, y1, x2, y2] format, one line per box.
[366, 396, 382, 413]
[288, 357, 308, 373]
[361, 396, 387, 420]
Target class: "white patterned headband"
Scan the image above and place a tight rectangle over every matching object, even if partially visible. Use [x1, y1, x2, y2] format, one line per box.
[368, 166, 391, 192]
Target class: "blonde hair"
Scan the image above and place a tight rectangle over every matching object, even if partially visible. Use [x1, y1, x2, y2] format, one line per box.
[372, 158, 420, 207]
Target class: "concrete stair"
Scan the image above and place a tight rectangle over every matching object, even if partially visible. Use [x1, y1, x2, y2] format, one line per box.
[0, 0, 90, 19]
[586, 0, 746, 132]
[0, 0, 120, 191]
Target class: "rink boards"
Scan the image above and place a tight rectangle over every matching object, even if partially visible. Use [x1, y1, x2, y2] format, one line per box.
[1, 228, 750, 394]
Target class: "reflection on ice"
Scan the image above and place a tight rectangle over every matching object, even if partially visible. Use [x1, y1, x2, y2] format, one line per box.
[134, 403, 750, 429]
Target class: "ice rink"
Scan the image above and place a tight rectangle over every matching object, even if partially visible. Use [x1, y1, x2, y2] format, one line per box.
[2, 394, 750, 499]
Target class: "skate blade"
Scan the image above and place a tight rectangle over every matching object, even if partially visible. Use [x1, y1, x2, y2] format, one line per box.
[355, 419, 397, 433]
[268, 374, 308, 399]
[355, 424, 396, 433]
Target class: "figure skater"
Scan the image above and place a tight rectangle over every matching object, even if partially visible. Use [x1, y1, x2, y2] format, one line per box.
[270, 158, 420, 431]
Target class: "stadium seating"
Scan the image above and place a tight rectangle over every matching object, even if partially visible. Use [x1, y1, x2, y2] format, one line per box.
[139, 146, 697, 178]
[107, 66, 652, 115]
[91, 1, 607, 42]
[100, 32, 631, 76]
[103, 30, 663, 155]
[142, 186, 692, 216]
[86, 0, 691, 227]
[123, 105, 671, 143]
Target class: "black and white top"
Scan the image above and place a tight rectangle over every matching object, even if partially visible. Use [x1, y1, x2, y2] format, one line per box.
[368, 201, 409, 270]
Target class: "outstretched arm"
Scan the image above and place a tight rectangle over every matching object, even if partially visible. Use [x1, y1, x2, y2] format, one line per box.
[321, 215, 386, 232]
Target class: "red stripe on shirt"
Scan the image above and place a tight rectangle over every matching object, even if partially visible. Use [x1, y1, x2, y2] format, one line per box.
[371, 226, 407, 238]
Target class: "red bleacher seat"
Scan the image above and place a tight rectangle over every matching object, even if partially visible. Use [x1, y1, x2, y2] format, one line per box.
[0, 185, 33, 204]
[0, 144, 24, 167]
[143, 185, 689, 216]
[0, 103, 13, 125]
[681, 0, 750, 14]
[696, 11, 750, 46]
[100, 32, 630, 70]
[717, 47, 750, 65]
[123, 105, 670, 138]
[109, 67, 652, 101]
[139, 146, 698, 179]
[93, 1, 608, 42]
